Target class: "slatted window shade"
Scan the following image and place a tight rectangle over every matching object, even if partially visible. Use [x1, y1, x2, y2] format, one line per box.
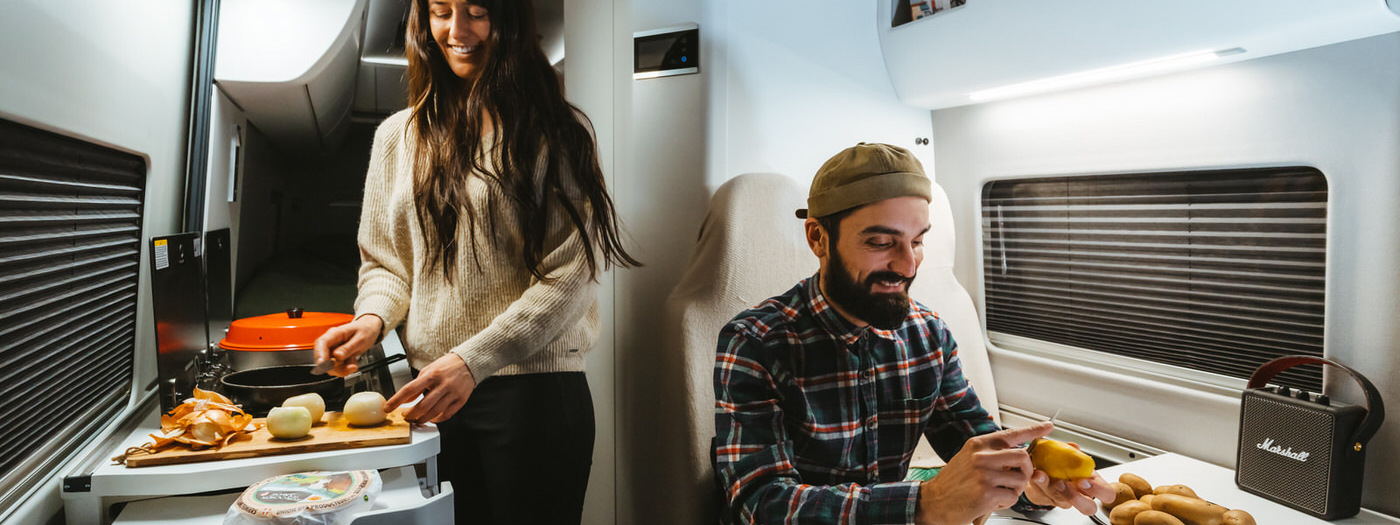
[981, 167, 1326, 391]
[0, 119, 143, 504]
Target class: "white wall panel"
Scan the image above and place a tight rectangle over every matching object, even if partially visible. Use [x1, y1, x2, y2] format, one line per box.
[932, 33, 1400, 516]
[705, 1, 934, 189]
[0, 0, 195, 523]
[565, 0, 624, 523]
[204, 90, 244, 235]
[621, 3, 708, 525]
[622, 1, 938, 524]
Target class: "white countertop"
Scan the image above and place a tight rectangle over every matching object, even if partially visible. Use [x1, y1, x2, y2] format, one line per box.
[993, 453, 1400, 525]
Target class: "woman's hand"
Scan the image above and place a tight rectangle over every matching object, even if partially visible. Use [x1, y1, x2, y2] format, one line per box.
[313, 315, 383, 376]
[384, 353, 476, 424]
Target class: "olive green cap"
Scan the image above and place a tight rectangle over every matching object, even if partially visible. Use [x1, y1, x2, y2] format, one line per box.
[796, 142, 931, 219]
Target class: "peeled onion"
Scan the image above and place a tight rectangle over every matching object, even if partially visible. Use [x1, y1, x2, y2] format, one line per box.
[266, 406, 313, 439]
[188, 419, 220, 444]
[343, 391, 388, 426]
[281, 392, 326, 424]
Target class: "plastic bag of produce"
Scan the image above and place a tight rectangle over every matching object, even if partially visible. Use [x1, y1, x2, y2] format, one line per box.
[224, 470, 382, 525]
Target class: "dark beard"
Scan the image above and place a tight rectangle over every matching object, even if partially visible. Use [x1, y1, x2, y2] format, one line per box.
[823, 248, 914, 330]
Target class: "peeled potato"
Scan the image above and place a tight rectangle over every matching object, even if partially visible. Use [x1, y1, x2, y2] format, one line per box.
[344, 391, 388, 426]
[282, 392, 326, 424]
[266, 406, 313, 439]
[1030, 438, 1095, 479]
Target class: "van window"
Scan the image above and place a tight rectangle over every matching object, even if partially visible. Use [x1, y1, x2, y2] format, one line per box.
[981, 167, 1326, 391]
[0, 118, 141, 508]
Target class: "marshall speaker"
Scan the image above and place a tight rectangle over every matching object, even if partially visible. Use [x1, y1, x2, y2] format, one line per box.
[1236, 356, 1385, 519]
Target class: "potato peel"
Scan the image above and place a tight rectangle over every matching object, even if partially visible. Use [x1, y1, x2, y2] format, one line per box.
[113, 388, 264, 464]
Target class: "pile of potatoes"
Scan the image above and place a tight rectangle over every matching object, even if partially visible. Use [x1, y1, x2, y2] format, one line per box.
[1103, 473, 1255, 525]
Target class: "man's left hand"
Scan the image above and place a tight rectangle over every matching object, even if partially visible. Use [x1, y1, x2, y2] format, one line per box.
[384, 353, 476, 424]
[1024, 466, 1116, 515]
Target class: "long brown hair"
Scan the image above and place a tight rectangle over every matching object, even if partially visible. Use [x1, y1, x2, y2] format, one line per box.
[404, 0, 639, 281]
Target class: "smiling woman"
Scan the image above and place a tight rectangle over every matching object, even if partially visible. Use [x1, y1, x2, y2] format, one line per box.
[309, 0, 640, 524]
[426, 0, 492, 81]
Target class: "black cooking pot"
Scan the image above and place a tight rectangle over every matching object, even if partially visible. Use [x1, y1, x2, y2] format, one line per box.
[219, 354, 405, 416]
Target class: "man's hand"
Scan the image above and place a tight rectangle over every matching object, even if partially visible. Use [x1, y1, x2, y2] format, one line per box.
[915, 422, 1053, 525]
[313, 315, 383, 376]
[384, 353, 476, 424]
[1023, 442, 1116, 514]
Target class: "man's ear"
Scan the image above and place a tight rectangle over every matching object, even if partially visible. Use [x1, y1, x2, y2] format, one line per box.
[804, 218, 828, 258]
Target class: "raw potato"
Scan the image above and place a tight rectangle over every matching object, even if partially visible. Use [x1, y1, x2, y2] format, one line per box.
[1103, 482, 1136, 511]
[1120, 473, 1154, 499]
[1110, 500, 1152, 525]
[1106, 472, 1254, 525]
[1221, 509, 1256, 525]
[1135, 510, 1187, 525]
[1153, 484, 1200, 499]
[282, 392, 326, 424]
[343, 391, 388, 426]
[266, 406, 312, 439]
[1150, 493, 1229, 525]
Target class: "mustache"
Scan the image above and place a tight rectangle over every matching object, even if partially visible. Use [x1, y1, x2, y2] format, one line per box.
[865, 271, 913, 291]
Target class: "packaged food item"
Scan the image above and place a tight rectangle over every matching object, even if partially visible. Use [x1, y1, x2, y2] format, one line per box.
[224, 470, 382, 525]
[911, 0, 935, 20]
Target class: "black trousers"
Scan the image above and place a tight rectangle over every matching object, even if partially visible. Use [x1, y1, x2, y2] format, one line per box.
[429, 371, 595, 524]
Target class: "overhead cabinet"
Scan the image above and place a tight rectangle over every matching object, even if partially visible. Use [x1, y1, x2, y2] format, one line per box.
[215, 0, 368, 154]
[877, 0, 1400, 109]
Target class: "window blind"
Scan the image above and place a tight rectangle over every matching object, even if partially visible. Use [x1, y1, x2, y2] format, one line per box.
[0, 119, 143, 509]
[982, 167, 1326, 391]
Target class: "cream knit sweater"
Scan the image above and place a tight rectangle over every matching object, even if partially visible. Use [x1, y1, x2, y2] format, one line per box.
[354, 109, 599, 381]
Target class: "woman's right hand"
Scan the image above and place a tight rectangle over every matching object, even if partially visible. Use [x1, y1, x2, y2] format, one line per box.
[313, 314, 383, 376]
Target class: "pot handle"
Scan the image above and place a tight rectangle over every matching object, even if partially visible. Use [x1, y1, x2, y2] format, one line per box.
[345, 353, 407, 380]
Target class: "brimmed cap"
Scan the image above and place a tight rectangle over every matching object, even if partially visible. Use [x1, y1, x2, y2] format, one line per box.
[796, 142, 931, 219]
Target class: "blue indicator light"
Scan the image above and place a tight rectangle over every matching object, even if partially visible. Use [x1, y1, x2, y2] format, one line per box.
[681, 56, 687, 63]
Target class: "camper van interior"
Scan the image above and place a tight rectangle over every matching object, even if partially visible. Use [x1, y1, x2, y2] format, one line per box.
[2, 0, 1400, 523]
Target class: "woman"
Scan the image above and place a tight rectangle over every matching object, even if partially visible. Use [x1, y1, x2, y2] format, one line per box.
[313, 0, 638, 522]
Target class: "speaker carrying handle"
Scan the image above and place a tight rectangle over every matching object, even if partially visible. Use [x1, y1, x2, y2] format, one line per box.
[1247, 355, 1386, 453]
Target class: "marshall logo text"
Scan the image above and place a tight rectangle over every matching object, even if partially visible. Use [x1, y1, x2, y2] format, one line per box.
[1257, 438, 1310, 462]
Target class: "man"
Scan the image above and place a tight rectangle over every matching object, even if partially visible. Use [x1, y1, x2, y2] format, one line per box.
[712, 143, 1114, 524]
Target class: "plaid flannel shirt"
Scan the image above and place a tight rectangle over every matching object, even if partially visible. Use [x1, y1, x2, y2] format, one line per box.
[714, 274, 999, 525]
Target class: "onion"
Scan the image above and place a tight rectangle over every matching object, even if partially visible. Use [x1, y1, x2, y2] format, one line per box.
[188, 419, 220, 444]
[281, 392, 326, 424]
[343, 391, 388, 426]
[266, 406, 313, 439]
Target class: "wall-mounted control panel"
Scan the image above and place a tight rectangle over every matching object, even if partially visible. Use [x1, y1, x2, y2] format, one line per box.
[634, 24, 699, 80]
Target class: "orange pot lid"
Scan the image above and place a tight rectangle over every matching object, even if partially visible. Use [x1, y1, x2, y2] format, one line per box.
[219, 308, 353, 351]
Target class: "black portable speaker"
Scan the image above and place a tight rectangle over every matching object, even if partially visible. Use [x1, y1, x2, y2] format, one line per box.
[1236, 356, 1385, 520]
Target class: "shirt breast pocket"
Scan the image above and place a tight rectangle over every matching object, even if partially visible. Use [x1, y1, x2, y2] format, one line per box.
[888, 393, 938, 455]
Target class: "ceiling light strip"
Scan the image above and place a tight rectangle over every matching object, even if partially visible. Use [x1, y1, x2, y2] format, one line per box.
[969, 47, 1246, 102]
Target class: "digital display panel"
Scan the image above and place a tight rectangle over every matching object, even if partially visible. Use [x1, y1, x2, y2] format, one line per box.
[634, 27, 699, 79]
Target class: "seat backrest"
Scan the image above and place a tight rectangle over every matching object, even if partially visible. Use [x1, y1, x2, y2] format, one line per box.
[659, 173, 814, 524]
[656, 172, 998, 523]
[905, 178, 1000, 468]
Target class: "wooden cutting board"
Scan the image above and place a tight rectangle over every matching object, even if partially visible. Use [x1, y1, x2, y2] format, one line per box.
[121, 410, 412, 468]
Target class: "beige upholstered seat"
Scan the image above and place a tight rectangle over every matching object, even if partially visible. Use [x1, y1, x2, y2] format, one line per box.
[656, 171, 999, 523]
